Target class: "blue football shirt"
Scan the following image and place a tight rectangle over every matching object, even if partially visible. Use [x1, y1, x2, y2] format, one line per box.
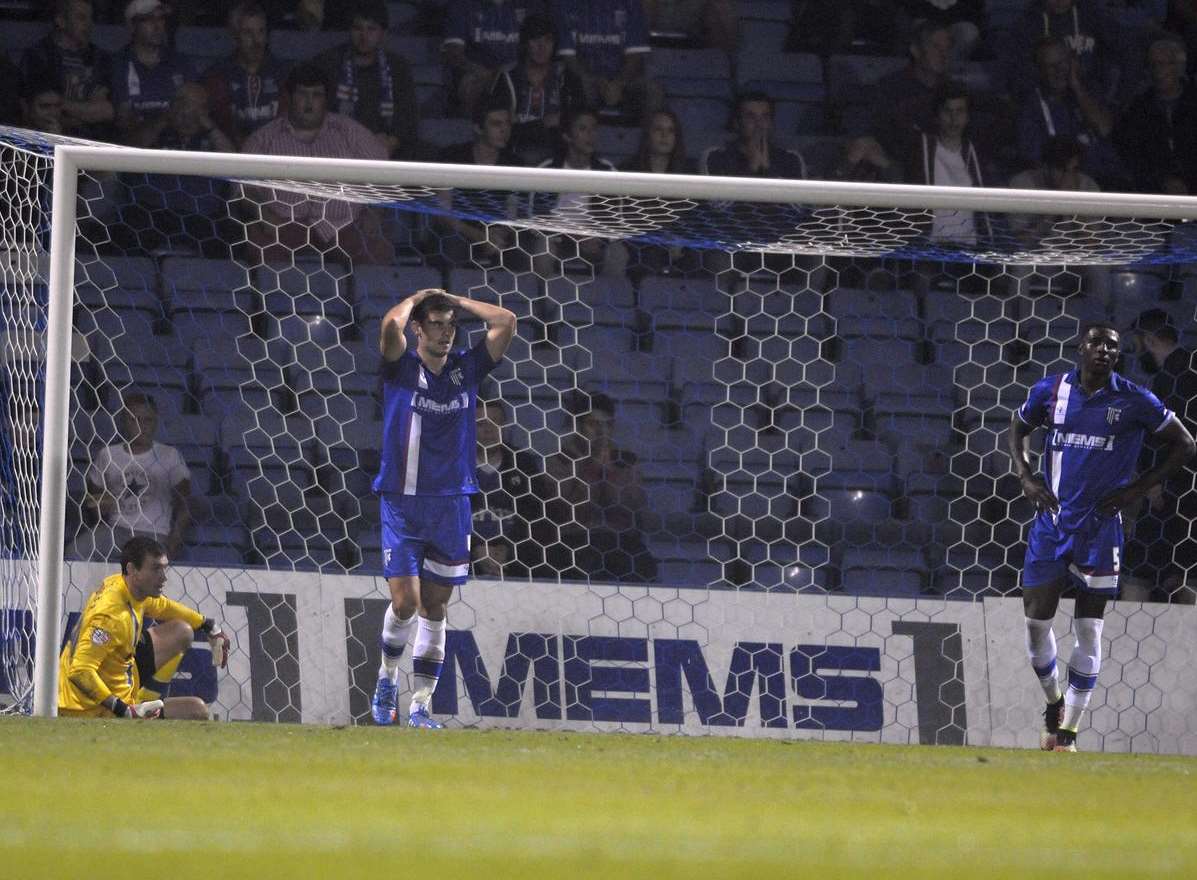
[1017, 369, 1175, 533]
[555, 0, 650, 80]
[444, 0, 543, 69]
[373, 340, 499, 497]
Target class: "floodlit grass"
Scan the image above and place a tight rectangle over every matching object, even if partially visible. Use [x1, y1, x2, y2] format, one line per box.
[2, 717, 1195, 879]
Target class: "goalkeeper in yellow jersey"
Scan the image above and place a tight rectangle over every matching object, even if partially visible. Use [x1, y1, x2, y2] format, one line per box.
[58, 536, 231, 720]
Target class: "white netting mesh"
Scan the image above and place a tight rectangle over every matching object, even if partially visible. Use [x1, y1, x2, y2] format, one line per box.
[3, 128, 1196, 752]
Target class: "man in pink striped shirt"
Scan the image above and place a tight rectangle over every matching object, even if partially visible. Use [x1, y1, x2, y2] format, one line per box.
[240, 61, 395, 265]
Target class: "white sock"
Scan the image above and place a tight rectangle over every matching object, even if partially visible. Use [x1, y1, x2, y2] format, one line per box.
[1025, 617, 1062, 704]
[409, 616, 446, 712]
[1063, 617, 1104, 731]
[378, 605, 417, 683]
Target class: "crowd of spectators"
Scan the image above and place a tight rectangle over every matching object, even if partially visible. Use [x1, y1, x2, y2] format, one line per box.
[3, 1, 1197, 268]
[4, 1, 1194, 590]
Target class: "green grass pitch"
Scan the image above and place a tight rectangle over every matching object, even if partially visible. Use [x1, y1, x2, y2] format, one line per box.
[2, 717, 1195, 879]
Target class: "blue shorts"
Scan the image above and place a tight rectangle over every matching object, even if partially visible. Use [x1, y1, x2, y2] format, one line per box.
[380, 494, 472, 586]
[1022, 513, 1122, 596]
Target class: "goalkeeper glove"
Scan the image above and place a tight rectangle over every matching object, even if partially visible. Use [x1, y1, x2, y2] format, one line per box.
[113, 698, 163, 719]
[209, 628, 230, 669]
[199, 618, 231, 669]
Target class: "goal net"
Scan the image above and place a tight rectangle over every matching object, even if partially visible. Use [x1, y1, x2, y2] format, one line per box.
[3, 127, 1195, 752]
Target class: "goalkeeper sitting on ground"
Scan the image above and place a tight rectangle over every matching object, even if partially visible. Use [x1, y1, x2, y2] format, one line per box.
[58, 536, 230, 720]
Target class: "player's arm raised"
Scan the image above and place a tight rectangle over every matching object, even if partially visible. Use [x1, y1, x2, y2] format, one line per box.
[380, 288, 437, 362]
[446, 294, 518, 362]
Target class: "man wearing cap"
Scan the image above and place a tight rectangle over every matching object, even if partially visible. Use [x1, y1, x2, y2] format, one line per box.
[1124, 309, 1197, 603]
[112, 0, 195, 147]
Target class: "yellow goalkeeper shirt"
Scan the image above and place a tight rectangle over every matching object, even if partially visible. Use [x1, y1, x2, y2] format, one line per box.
[58, 573, 203, 716]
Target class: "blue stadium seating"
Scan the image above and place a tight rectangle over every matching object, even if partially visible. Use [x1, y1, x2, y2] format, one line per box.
[842, 547, 927, 597]
[419, 117, 475, 149]
[354, 265, 444, 324]
[650, 49, 733, 100]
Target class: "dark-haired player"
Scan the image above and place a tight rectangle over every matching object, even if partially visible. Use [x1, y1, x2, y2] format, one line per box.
[58, 536, 230, 720]
[370, 289, 517, 728]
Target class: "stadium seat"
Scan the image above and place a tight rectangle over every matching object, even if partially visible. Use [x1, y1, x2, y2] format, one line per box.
[185, 543, 248, 567]
[270, 29, 344, 61]
[256, 263, 348, 310]
[638, 275, 729, 314]
[825, 54, 906, 136]
[597, 125, 639, 165]
[386, 35, 435, 65]
[161, 257, 253, 310]
[419, 117, 475, 149]
[354, 265, 444, 324]
[449, 268, 541, 304]
[649, 49, 733, 99]
[841, 335, 923, 392]
[829, 285, 919, 323]
[842, 549, 927, 596]
[176, 26, 231, 58]
[673, 97, 733, 158]
[736, 51, 822, 101]
[739, 15, 788, 55]
[0, 21, 50, 53]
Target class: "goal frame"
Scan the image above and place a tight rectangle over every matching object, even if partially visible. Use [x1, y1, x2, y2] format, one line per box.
[31, 142, 1197, 717]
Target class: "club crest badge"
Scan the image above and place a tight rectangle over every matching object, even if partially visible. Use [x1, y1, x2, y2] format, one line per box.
[1106, 407, 1122, 425]
[450, 368, 463, 386]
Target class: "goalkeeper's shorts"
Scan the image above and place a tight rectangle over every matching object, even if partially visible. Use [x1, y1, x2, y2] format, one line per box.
[380, 493, 472, 586]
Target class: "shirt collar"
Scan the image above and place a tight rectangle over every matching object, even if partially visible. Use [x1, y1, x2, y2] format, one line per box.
[1069, 367, 1118, 398]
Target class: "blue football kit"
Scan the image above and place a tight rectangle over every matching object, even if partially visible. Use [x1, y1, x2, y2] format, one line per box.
[1016, 369, 1175, 594]
[374, 339, 499, 584]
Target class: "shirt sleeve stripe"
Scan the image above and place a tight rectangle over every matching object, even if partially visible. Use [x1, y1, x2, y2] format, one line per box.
[1154, 410, 1178, 433]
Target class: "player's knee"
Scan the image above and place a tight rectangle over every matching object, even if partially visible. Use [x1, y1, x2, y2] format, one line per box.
[156, 619, 194, 654]
[420, 600, 448, 621]
[168, 697, 209, 721]
[1022, 590, 1055, 620]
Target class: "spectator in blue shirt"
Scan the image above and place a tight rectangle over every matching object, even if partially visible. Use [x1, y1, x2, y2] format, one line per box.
[112, 0, 194, 146]
[20, 0, 114, 139]
[317, 0, 419, 158]
[555, 0, 662, 123]
[443, 1, 546, 117]
[202, 1, 290, 148]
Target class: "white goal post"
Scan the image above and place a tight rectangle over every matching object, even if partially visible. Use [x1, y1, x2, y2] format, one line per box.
[20, 139, 1197, 745]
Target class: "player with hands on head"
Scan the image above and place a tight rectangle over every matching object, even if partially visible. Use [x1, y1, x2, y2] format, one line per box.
[370, 288, 517, 729]
[58, 535, 231, 721]
[1007, 322, 1195, 752]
